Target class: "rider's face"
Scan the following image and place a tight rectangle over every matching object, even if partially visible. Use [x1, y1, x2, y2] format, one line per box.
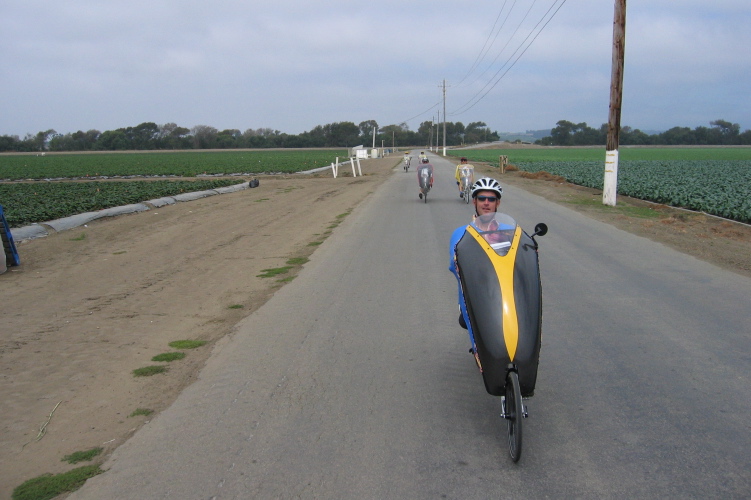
[473, 190, 500, 215]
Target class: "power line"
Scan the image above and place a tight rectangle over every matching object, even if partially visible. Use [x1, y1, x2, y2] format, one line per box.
[397, 100, 442, 127]
[451, 0, 569, 116]
[463, 0, 537, 90]
[455, 0, 514, 87]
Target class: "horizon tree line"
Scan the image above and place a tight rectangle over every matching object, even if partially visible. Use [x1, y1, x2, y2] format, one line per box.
[535, 119, 750, 146]
[1, 118, 748, 153]
[0, 120, 499, 153]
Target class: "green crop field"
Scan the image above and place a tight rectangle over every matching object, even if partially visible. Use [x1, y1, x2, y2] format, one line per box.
[449, 147, 751, 165]
[0, 179, 241, 227]
[451, 148, 751, 223]
[0, 149, 349, 180]
[0, 150, 350, 227]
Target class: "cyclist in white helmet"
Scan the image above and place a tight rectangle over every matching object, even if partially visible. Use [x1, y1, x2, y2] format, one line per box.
[448, 177, 506, 329]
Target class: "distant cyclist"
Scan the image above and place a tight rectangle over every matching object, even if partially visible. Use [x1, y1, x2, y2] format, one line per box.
[454, 157, 474, 198]
[419, 151, 428, 164]
[417, 162, 434, 199]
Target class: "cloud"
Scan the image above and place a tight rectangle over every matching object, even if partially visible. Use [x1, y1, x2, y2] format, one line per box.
[1, 0, 749, 136]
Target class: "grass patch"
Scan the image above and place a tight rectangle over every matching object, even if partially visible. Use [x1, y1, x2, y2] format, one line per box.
[129, 408, 153, 417]
[151, 352, 186, 362]
[168, 340, 207, 349]
[307, 241, 323, 247]
[12, 465, 103, 500]
[254, 198, 269, 202]
[132, 365, 168, 377]
[69, 233, 86, 241]
[326, 211, 351, 230]
[228, 304, 244, 309]
[112, 250, 126, 255]
[286, 257, 309, 265]
[62, 447, 102, 464]
[565, 196, 662, 219]
[617, 206, 664, 219]
[277, 276, 296, 283]
[257, 266, 292, 278]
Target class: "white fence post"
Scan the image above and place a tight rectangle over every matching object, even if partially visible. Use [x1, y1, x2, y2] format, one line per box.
[356, 157, 362, 176]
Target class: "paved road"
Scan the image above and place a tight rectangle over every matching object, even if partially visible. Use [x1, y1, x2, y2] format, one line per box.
[72, 151, 751, 499]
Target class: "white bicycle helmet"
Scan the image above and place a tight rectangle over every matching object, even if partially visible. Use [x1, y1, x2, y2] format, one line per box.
[471, 177, 503, 199]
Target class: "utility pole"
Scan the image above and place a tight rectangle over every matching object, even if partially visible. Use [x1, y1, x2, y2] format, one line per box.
[442, 79, 447, 156]
[435, 110, 440, 152]
[429, 116, 434, 151]
[603, 0, 627, 206]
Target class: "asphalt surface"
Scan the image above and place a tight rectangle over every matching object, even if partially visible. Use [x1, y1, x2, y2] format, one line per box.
[71, 151, 751, 499]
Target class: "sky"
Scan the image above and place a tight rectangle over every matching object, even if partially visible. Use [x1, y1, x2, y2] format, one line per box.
[1, 0, 749, 138]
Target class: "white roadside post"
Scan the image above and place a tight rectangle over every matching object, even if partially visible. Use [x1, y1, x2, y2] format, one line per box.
[350, 157, 357, 177]
[356, 157, 362, 176]
[603, 150, 618, 204]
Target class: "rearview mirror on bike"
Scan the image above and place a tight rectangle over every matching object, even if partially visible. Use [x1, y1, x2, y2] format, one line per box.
[533, 223, 548, 238]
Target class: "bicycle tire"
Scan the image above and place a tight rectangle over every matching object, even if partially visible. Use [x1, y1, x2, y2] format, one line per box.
[505, 370, 523, 462]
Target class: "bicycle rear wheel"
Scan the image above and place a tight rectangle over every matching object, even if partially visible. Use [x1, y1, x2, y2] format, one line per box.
[504, 370, 523, 462]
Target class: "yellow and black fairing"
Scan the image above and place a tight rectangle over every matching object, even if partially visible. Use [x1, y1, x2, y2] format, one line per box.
[455, 220, 542, 397]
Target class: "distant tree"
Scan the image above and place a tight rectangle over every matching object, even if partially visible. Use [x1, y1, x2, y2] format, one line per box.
[95, 129, 129, 150]
[358, 120, 378, 141]
[549, 120, 577, 145]
[48, 129, 100, 151]
[658, 127, 693, 145]
[159, 123, 191, 149]
[191, 125, 218, 149]
[464, 121, 489, 144]
[377, 122, 416, 149]
[710, 119, 741, 144]
[710, 119, 740, 137]
[324, 121, 360, 147]
[416, 120, 434, 146]
[620, 126, 652, 145]
[216, 129, 241, 148]
[33, 129, 56, 151]
[132, 122, 159, 149]
[0, 135, 20, 152]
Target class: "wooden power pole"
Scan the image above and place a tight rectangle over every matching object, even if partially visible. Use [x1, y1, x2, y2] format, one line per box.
[603, 0, 627, 206]
[442, 79, 447, 156]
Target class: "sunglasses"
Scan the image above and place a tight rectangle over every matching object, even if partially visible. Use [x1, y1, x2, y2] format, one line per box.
[476, 195, 498, 202]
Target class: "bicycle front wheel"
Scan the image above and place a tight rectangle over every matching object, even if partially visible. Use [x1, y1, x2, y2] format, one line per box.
[504, 370, 523, 462]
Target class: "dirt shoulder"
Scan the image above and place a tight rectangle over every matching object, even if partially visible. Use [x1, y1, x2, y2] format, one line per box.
[0, 157, 399, 497]
[2, 154, 750, 497]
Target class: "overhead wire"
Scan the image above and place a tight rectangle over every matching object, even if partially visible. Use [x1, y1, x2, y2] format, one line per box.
[464, 0, 536, 90]
[394, 2, 515, 127]
[450, 0, 568, 116]
[390, 0, 567, 129]
[398, 100, 442, 126]
[455, 0, 514, 87]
